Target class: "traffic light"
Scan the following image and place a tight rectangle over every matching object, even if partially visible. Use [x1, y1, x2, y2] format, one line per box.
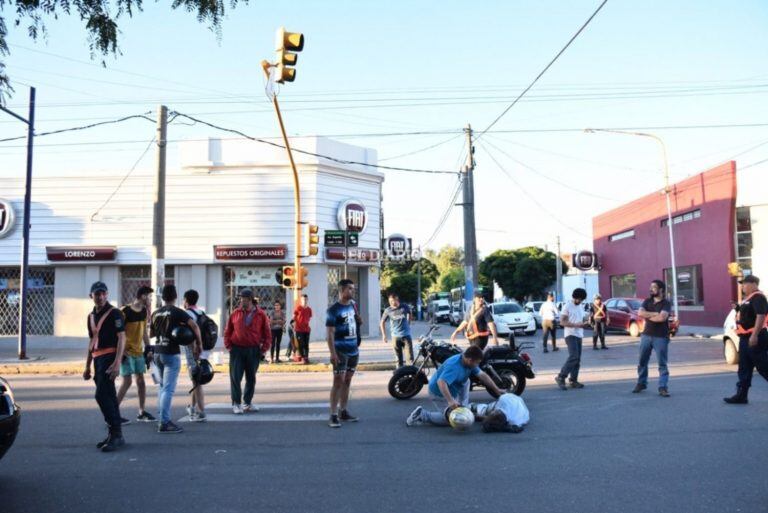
[302, 223, 320, 256]
[275, 27, 304, 83]
[727, 262, 741, 277]
[298, 267, 309, 289]
[275, 267, 283, 285]
[281, 265, 298, 289]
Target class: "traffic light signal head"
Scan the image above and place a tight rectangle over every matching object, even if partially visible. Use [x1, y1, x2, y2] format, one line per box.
[281, 265, 298, 288]
[302, 223, 320, 256]
[298, 267, 309, 289]
[275, 27, 305, 84]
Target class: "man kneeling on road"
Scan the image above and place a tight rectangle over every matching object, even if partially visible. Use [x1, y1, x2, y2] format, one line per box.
[407, 346, 505, 427]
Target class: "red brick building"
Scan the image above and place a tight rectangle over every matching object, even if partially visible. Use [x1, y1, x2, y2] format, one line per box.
[592, 162, 737, 327]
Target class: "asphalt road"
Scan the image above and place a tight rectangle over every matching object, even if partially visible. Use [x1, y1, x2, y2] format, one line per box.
[2, 334, 767, 513]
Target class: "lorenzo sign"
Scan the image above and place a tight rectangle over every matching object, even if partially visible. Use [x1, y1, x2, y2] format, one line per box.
[214, 245, 288, 261]
[336, 199, 368, 234]
[46, 247, 117, 262]
[0, 199, 15, 238]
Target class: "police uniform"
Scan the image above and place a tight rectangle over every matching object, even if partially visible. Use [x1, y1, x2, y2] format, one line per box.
[726, 281, 768, 403]
[87, 301, 126, 432]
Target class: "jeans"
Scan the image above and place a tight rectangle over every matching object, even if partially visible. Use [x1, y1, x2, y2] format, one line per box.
[593, 320, 607, 348]
[559, 336, 582, 382]
[392, 335, 414, 367]
[270, 329, 284, 360]
[296, 332, 310, 359]
[737, 330, 768, 389]
[420, 381, 470, 426]
[94, 353, 122, 430]
[542, 320, 557, 349]
[637, 335, 670, 389]
[154, 353, 181, 424]
[230, 345, 260, 405]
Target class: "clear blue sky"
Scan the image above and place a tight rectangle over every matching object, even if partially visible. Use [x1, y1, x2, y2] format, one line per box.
[1, 0, 766, 256]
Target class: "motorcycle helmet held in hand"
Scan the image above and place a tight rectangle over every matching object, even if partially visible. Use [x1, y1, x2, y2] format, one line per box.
[448, 407, 475, 431]
[191, 359, 214, 385]
[170, 325, 195, 346]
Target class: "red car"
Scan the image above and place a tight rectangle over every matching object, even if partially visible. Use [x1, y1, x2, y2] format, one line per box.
[605, 297, 678, 338]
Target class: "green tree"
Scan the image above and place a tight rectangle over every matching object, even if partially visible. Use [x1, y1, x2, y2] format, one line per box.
[380, 256, 437, 305]
[0, 0, 246, 101]
[480, 246, 568, 301]
[437, 268, 465, 293]
[425, 245, 464, 276]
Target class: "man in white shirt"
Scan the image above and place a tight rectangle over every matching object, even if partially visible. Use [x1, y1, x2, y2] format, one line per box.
[555, 288, 588, 390]
[539, 293, 559, 353]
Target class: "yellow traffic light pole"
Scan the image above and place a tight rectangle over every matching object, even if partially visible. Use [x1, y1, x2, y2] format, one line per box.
[261, 27, 305, 302]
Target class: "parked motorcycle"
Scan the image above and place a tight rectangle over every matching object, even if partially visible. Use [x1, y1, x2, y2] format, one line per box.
[387, 325, 535, 400]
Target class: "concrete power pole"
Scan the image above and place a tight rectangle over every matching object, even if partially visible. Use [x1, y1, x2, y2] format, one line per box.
[556, 235, 563, 302]
[151, 105, 168, 311]
[462, 124, 478, 301]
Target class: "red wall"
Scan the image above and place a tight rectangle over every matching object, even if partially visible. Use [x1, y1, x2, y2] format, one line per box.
[592, 162, 737, 327]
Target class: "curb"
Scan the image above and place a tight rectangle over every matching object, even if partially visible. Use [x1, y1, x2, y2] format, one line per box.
[0, 361, 397, 376]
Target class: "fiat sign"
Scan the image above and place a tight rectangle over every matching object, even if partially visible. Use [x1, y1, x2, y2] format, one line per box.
[337, 199, 368, 233]
[0, 199, 15, 238]
[385, 233, 410, 260]
[572, 250, 598, 271]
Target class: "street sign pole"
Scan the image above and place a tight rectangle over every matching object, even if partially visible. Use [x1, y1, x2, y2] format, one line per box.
[344, 229, 349, 279]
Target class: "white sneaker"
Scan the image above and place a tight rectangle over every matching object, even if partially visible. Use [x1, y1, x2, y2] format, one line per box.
[242, 404, 259, 413]
[232, 404, 243, 415]
[190, 412, 207, 423]
[406, 406, 424, 427]
[186, 405, 196, 419]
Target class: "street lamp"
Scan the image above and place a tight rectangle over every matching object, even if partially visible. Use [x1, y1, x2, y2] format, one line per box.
[0, 87, 36, 360]
[584, 128, 679, 320]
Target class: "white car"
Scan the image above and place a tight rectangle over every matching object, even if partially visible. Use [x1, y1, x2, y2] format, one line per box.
[524, 301, 545, 328]
[489, 302, 536, 336]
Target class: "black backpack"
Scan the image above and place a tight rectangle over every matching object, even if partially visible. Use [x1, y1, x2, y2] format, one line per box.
[191, 309, 219, 351]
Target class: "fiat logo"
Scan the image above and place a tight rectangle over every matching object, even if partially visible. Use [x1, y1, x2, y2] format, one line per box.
[0, 199, 15, 239]
[337, 199, 368, 233]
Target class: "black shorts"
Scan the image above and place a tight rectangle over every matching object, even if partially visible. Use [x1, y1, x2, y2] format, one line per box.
[333, 352, 359, 375]
[470, 336, 489, 350]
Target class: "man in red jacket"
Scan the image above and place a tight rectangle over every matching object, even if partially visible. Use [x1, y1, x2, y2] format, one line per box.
[224, 289, 271, 414]
[293, 294, 313, 364]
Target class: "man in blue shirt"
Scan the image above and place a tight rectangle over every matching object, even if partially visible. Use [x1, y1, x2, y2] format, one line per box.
[326, 279, 361, 428]
[406, 346, 505, 427]
[379, 293, 413, 367]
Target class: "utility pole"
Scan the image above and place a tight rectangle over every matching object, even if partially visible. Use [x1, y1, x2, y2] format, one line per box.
[461, 124, 478, 302]
[7, 87, 36, 360]
[556, 235, 563, 302]
[151, 105, 167, 311]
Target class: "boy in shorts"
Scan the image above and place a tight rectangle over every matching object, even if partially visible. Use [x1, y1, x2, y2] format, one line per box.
[117, 286, 156, 423]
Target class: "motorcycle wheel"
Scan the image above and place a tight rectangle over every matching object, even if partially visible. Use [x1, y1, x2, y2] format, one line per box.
[388, 370, 424, 400]
[488, 367, 527, 398]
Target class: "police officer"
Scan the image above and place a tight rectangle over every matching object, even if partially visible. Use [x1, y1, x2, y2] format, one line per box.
[82, 281, 127, 452]
[724, 275, 768, 404]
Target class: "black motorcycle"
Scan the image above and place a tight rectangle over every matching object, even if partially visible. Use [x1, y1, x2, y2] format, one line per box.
[387, 325, 535, 400]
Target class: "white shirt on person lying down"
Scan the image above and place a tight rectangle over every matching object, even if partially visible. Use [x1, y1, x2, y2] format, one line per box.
[475, 393, 530, 427]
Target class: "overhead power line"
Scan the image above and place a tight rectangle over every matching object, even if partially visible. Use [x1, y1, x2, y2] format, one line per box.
[0, 113, 154, 143]
[476, 0, 609, 140]
[422, 175, 465, 248]
[379, 134, 463, 162]
[480, 142, 591, 238]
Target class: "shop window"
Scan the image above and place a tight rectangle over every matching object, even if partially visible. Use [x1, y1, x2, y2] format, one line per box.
[223, 266, 286, 326]
[609, 229, 635, 242]
[120, 266, 175, 307]
[327, 266, 360, 307]
[664, 265, 704, 307]
[610, 273, 636, 298]
[736, 207, 753, 273]
[661, 209, 701, 227]
[0, 267, 55, 335]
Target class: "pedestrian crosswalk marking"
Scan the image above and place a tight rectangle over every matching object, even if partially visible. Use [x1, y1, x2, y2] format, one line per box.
[179, 413, 326, 423]
[205, 402, 327, 410]
[178, 401, 329, 423]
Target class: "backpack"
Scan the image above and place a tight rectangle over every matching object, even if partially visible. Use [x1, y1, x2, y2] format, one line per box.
[191, 308, 219, 351]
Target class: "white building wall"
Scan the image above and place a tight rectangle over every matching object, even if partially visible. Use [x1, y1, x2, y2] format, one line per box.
[737, 163, 767, 280]
[0, 136, 383, 338]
